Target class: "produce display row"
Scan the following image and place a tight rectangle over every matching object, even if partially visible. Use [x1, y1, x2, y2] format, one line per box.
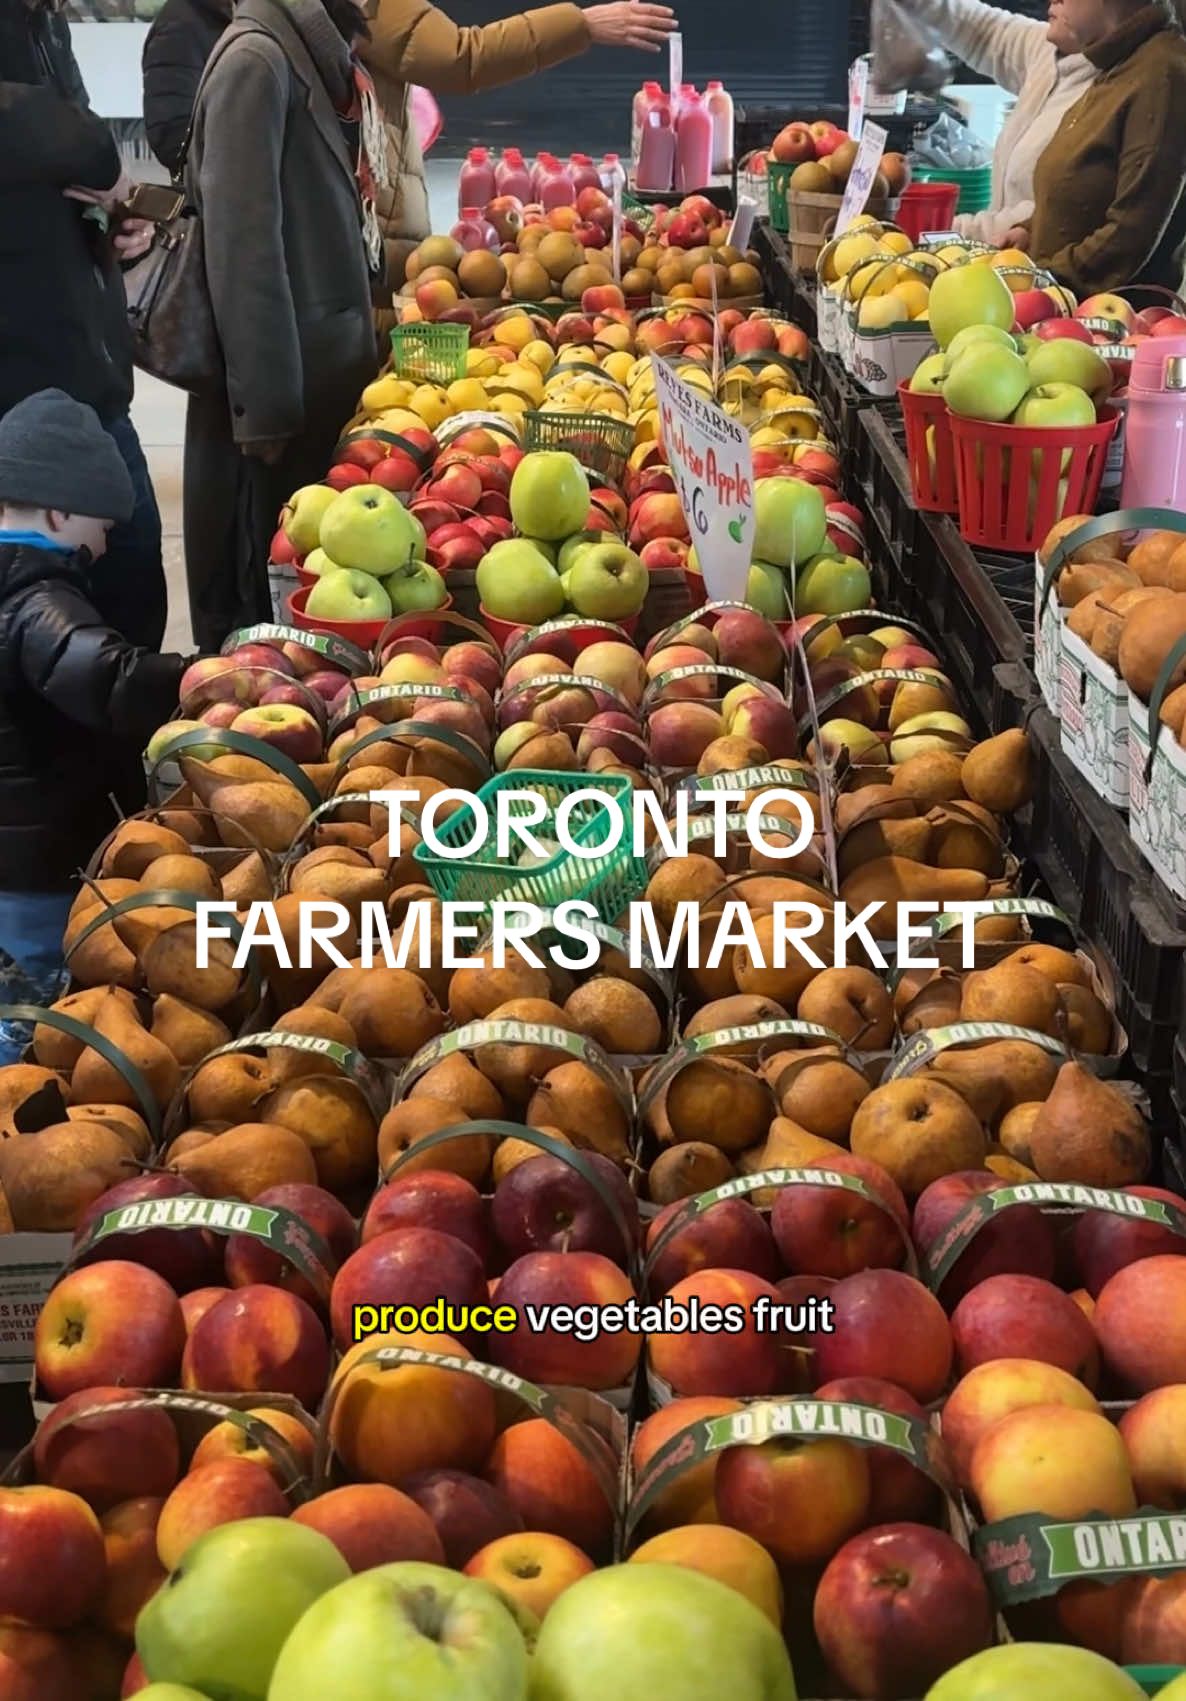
[3, 185, 1186, 1701]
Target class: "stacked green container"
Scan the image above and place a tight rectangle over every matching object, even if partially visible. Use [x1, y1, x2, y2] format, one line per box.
[913, 164, 993, 216]
[1128, 1668, 1186, 1694]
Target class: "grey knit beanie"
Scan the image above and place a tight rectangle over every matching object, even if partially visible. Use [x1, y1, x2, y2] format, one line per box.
[0, 389, 135, 523]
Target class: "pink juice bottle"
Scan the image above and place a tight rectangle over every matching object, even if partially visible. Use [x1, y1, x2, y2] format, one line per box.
[705, 80, 734, 173]
[636, 107, 675, 192]
[632, 80, 662, 165]
[569, 152, 601, 196]
[531, 152, 555, 199]
[495, 146, 533, 202]
[457, 147, 496, 216]
[537, 155, 576, 209]
[675, 89, 714, 192]
[450, 207, 498, 251]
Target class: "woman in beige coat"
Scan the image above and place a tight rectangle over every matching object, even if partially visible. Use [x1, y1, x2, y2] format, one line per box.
[361, 0, 674, 298]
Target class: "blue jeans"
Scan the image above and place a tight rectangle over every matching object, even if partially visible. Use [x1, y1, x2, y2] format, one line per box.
[89, 412, 167, 652]
[0, 891, 72, 1064]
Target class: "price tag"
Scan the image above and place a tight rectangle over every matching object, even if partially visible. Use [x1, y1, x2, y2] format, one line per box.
[668, 32, 683, 110]
[612, 172, 622, 283]
[836, 120, 887, 235]
[650, 355, 753, 604]
[727, 195, 759, 255]
[921, 230, 961, 246]
[848, 56, 870, 142]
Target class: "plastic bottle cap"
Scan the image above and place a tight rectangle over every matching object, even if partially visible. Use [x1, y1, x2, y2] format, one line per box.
[460, 206, 482, 217]
[707, 80, 723, 90]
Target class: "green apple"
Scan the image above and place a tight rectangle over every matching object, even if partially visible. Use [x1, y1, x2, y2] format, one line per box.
[476, 538, 565, 622]
[943, 345, 1032, 422]
[145, 718, 212, 764]
[747, 560, 789, 620]
[753, 478, 827, 568]
[266, 1562, 529, 1701]
[306, 566, 393, 623]
[302, 547, 343, 578]
[1024, 337, 1114, 402]
[567, 542, 648, 620]
[557, 531, 604, 574]
[1012, 381, 1096, 431]
[925, 1644, 1146, 1700]
[928, 266, 1016, 349]
[795, 551, 871, 616]
[946, 324, 1016, 362]
[509, 450, 591, 540]
[320, 485, 418, 575]
[383, 560, 448, 613]
[406, 507, 427, 558]
[283, 484, 338, 555]
[531, 1563, 797, 1701]
[909, 352, 949, 394]
[136, 1518, 349, 1700]
[1154, 1676, 1186, 1699]
[137, 1688, 216, 1700]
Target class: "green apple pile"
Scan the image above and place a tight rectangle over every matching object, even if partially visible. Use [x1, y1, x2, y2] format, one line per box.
[476, 451, 648, 627]
[690, 476, 870, 622]
[287, 484, 449, 626]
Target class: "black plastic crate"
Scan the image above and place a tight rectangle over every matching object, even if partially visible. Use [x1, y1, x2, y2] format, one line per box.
[1175, 1038, 1186, 1117]
[753, 221, 798, 325]
[1161, 1123, 1186, 1192]
[991, 661, 1039, 735]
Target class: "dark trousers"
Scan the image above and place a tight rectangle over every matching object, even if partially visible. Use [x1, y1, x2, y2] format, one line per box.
[88, 411, 167, 651]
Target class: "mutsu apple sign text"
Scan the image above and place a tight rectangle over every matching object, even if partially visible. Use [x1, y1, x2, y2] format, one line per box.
[651, 355, 754, 604]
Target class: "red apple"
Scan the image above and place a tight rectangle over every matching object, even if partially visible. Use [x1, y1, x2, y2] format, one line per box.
[224, 1182, 356, 1307]
[649, 1268, 784, 1397]
[330, 1228, 488, 1351]
[325, 462, 371, 491]
[1073, 1187, 1186, 1298]
[951, 1273, 1099, 1383]
[814, 1270, 953, 1403]
[814, 1376, 941, 1522]
[370, 454, 421, 496]
[0, 1624, 78, 1701]
[428, 522, 485, 571]
[771, 1154, 909, 1280]
[34, 1262, 185, 1401]
[639, 536, 690, 571]
[180, 1286, 230, 1335]
[73, 1173, 220, 1294]
[291, 1483, 445, 1570]
[33, 1387, 180, 1510]
[813, 1523, 994, 1695]
[771, 123, 815, 163]
[363, 1172, 488, 1260]
[913, 1171, 1058, 1303]
[1035, 319, 1096, 345]
[489, 1252, 640, 1391]
[181, 1284, 331, 1408]
[402, 1468, 525, 1567]
[484, 1417, 616, 1559]
[0, 1486, 105, 1627]
[155, 1458, 288, 1569]
[492, 1152, 638, 1267]
[645, 1199, 780, 1297]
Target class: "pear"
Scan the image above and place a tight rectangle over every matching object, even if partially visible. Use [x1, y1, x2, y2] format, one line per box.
[960, 961, 1060, 1034]
[137, 853, 221, 900]
[1118, 594, 1186, 701]
[63, 887, 139, 987]
[0, 1183, 12, 1233]
[1029, 1063, 1150, 1187]
[307, 960, 366, 1014]
[648, 1142, 734, 1204]
[998, 1102, 1042, 1168]
[210, 780, 311, 852]
[524, 1060, 632, 1165]
[253, 895, 361, 1010]
[33, 987, 135, 1072]
[188, 1053, 273, 1124]
[377, 1097, 493, 1186]
[770, 1055, 870, 1143]
[448, 962, 553, 1026]
[835, 787, 916, 833]
[930, 1039, 1059, 1120]
[0, 1121, 137, 1230]
[288, 855, 387, 913]
[409, 1052, 506, 1121]
[220, 850, 273, 906]
[337, 970, 445, 1059]
[927, 802, 1003, 875]
[899, 972, 963, 1036]
[682, 995, 789, 1046]
[260, 1076, 377, 1196]
[142, 921, 243, 1012]
[839, 857, 991, 927]
[658, 1056, 770, 1154]
[302, 761, 336, 797]
[734, 911, 822, 1008]
[149, 994, 232, 1068]
[890, 751, 966, 806]
[850, 1078, 986, 1196]
[491, 1125, 574, 1185]
[563, 978, 663, 1056]
[645, 854, 723, 934]
[0, 1064, 70, 1137]
[65, 1100, 153, 1161]
[71, 990, 181, 1111]
[100, 820, 190, 879]
[1000, 943, 1090, 987]
[267, 1006, 359, 1083]
[113, 903, 195, 961]
[168, 1121, 318, 1199]
[181, 752, 281, 789]
[1057, 983, 1114, 1054]
[838, 815, 933, 880]
[961, 729, 1033, 814]
[473, 998, 585, 1102]
[682, 900, 740, 1006]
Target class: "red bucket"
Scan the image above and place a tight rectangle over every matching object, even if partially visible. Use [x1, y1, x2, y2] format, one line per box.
[896, 181, 960, 244]
[480, 605, 640, 654]
[287, 584, 453, 649]
[898, 381, 958, 514]
[948, 408, 1119, 554]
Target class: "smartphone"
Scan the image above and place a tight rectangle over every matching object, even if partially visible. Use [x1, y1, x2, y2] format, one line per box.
[120, 182, 186, 224]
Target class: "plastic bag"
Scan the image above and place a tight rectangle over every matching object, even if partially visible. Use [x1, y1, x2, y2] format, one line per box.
[871, 0, 953, 93]
[913, 110, 993, 170]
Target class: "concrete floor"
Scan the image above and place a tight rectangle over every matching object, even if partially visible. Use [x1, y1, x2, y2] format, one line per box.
[138, 160, 460, 655]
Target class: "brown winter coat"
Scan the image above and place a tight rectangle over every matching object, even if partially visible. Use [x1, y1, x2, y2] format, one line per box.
[1029, 5, 1186, 295]
[360, 0, 590, 309]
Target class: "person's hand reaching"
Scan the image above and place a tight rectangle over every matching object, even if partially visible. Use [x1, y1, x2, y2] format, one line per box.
[112, 218, 155, 262]
[584, 3, 677, 50]
[999, 225, 1032, 253]
[64, 168, 137, 214]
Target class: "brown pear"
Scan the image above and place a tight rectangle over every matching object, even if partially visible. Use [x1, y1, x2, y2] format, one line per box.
[645, 855, 723, 933]
[142, 921, 243, 1013]
[933, 1039, 1060, 1118]
[769, 1056, 869, 1143]
[0, 1064, 69, 1137]
[1029, 1063, 1150, 1186]
[836, 787, 915, 833]
[751, 1118, 847, 1189]
[149, 995, 232, 1068]
[33, 987, 134, 1072]
[660, 1057, 770, 1154]
[961, 729, 1033, 815]
[898, 972, 963, 1036]
[985, 1150, 1040, 1183]
[182, 753, 282, 788]
[563, 978, 663, 1055]
[890, 751, 966, 806]
[71, 991, 181, 1111]
[1118, 594, 1186, 700]
[0, 1121, 137, 1230]
[377, 1097, 493, 1185]
[973, 913, 1025, 944]
[220, 851, 273, 906]
[100, 821, 191, 879]
[1091, 587, 1176, 669]
[998, 1102, 1042, 1168]
[797, 966, 894, 1050]
[734, 911, 824, 1008]
[850, 1077, 986, 1195]
[924, 1064, 1003, 1127]
[63, 887, 139, 987]
[337, 970, 445, 1059]
[682, 900, 741, 1006]
[410, 1052, 506, 1121]
[1057, 983, 1115, 1054]
[474, 999, 585, 1102]
[155, 807, 213, 846]
[524, 1060, 632, 1164]
[266, 1007, 359, 1083]
[188, 1053, 273, 1124]
[648, 1142, 734, 1204]
[112, 903, 195, 961]
[840, 858, 990, 928]
[289, 856, 387, 913]
[137, 854, 221, 900]
[169, 1121, 318, 1198]
[1057, 561, 1138, 608]
[838, 816, 934, 880]
[960, 961, 1060, 1034]
[305, 959, 366, 1014]
[252, 895, 361, 1010]
[1066, 588, 1111, 646]
[927, 803, 1004, 876]
[260, 1076, 377, 1196]
[0, 1183, 12, 1234]
[1000, 943, 1089, 987]
[65, 1101, 153, 1161]
[1160, 681, 1186, 739]
[682, 995, 788, 1045]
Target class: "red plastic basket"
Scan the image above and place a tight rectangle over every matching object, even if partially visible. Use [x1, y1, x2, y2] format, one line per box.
[287, 584, 453, 648]
[479, 605, 639, 653]
[948, 408, 1119, 554]
[898, 381, 958, 514]
[896, 181, 960, 244]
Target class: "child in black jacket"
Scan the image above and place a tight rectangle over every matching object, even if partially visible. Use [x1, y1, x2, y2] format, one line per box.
[0, 389, 189, 1031]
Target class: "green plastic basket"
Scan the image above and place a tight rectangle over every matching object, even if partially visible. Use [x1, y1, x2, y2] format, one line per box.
[389, 323, 470, 383]
[622, 191, 656, 234]
[767, 160, 794, 234]
[413, 768, 646, 921]
[1128, 1668, 1186, 1695]
[914, 164, 993, 216]
[523, 410, 634, 488]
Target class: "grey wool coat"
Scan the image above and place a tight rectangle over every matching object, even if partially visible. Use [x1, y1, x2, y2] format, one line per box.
[186, 0, 378, 446]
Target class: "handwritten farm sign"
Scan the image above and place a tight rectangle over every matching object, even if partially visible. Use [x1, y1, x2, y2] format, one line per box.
[651, 356, 754, 602]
